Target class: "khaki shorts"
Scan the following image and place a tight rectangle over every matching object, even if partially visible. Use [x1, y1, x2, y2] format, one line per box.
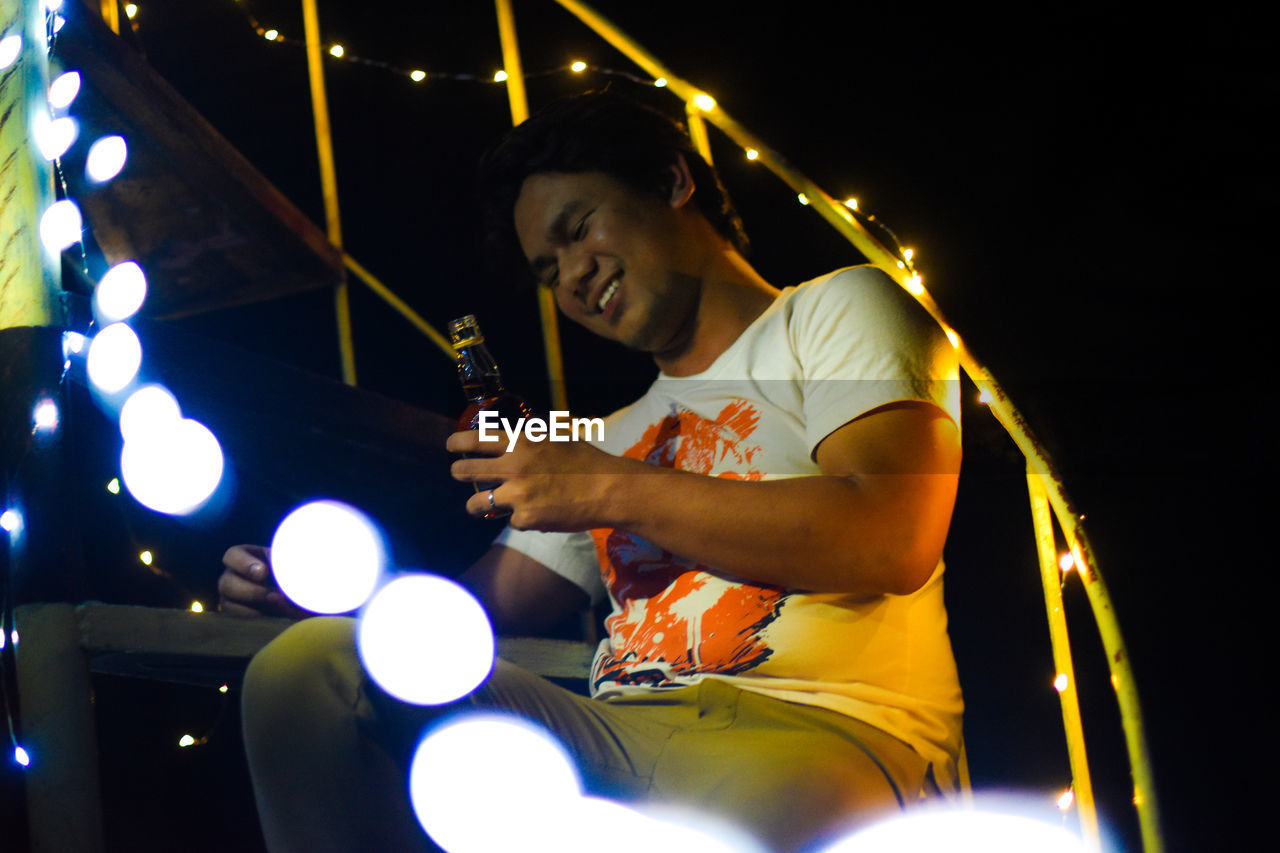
[243, 616, 931, 852]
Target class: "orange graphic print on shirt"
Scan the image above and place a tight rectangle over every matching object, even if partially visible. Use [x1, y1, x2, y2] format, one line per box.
[591, 400, 788, 690]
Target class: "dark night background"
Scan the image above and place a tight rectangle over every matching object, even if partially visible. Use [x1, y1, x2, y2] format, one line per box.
[3, 1, 1270, 850]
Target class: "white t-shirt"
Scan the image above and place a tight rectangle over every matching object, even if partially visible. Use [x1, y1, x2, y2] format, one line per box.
[497, 265, 964, 791]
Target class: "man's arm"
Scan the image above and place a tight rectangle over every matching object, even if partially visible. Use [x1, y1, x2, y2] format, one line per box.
[456, 544, 591, 635]
[449, 399, 960, 599]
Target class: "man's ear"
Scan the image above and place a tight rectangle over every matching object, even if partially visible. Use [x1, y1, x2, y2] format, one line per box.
[666, 153, 696, 209]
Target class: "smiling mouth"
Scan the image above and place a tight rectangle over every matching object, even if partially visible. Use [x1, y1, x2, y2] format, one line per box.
[596, 277, 620, 313]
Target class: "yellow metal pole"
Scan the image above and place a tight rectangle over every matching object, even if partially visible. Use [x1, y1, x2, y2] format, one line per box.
[301, 0, 356, 386]
[1028, 470, 1100, 850]
[343, 255, 456, 360]
[98, 0, 119, 35]
[685, 101, 713, 165]
[0, 0, 59, 330]
[495, 0, 567, 413]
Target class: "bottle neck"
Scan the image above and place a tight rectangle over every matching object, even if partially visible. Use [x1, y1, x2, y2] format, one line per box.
[454, 343, 506, 401]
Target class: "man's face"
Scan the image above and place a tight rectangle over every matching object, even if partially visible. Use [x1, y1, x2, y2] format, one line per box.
[513, 170, 701, 357]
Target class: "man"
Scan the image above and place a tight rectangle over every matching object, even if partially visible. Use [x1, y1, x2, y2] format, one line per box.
[220, 91, 963, 852]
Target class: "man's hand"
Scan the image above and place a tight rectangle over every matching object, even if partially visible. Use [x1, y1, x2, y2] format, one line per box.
[447, 430, 631, 532]
[217, 544, 311, 619]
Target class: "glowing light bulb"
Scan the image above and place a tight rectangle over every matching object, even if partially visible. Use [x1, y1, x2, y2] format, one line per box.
[819, 808, 1090, 853]
[844, 197, 858, 210]
[264, 29, 278, 41]
[86, 135, 128, 182]
[119, 385, 181, 443]
[34, 114, 77, 160]
[978, 389, 994, 405]
[0, 34, 22, 71]
[44, 0, 64, 13]
[39, 199, 82, 253]
[358, 574, 493, 705]
[410, 69, 425, 82]
[653, 77, 667, 87]
[691, 92, 716, 111]
[48, 70, 80, 109]
[271, 501, 384, 614]
[1058, 552, 1075, 572]
[410, 714, 579, 851]
[944, 327, 959, 349]
[139, 550, 153, 565]
[62, 330, 86, 356]
[1, 509, 21, 533]
[14, 746, 31, 767]
[120, 418, 224, 515]
[494, 69, 508, 82]
[178, 734, 196, 747]
[1053, 673, 1069, 693]
[329, 44, 344, 58]
[95, 260, 147, 321]
[107, 478, 120, 494]
[1111, 674, 1120, 689]
[52, 14, 65, 32]
[125, 4, 137, 19]
[745, 148, 759, 160]
[218, 684, 229, 694]
[190, 601, 204, 613]
[32, 398, 59, 432]
[906, 274, 925, 295]
[570, 60, 586, 72]
[797, 193, 809, 205]
[86, 322, 142, 394]
[903, 248, 915, 262]
[1057, 789, 1074, 811]
[897, 260, 906, 269]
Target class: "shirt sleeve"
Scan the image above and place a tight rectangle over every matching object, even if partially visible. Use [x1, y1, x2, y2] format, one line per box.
[492, 527, 607, 605]
[793, 266, 960, 456]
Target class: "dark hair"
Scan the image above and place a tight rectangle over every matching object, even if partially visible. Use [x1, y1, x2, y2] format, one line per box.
[477, 89, 750, 284]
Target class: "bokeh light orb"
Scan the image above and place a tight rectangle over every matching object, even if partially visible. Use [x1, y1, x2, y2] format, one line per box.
[0, 34, 22, 71]
[120, 418, 224, 515]
[409, 714, 579, 852]
[818, 808, 1090, 853]
[86, 135, 128, 183]
[48, 70, 80, 109]
[86, 322, 142, 394]
[357, 574, 494, 705]
[119, 385, 181, 443]
[95, 260, 146, 321]
[38, 198, 81, 252]
[565, 799, 764, 853]
[34, 114, 77, 161]
[270, 500, 383, 614]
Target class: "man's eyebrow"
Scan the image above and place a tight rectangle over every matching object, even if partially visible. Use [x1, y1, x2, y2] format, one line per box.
[528, 201, 582, 278]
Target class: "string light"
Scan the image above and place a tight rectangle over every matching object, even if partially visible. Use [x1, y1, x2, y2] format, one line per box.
[903, 248, 915, 262]
[32, 398, 59, 433]
[62, 330, 87, 356]
[905, 274, 925, 296]
[691, 92, 716, 111]
[39, 198, 82, 253]
[106, 478, 120, 494]
[844, 197, 858, 210]
[47, 70, 80, 110]
[1057, 788, 1075, 811]
[570, 60, 586, 72]
[139, 550, 153, 565]
[1, 509, 21, 533]
[86, 322, 142, 394]
[0, 34, 21, 70]
[745, 148, 759, 160]
[271, 500, 386, 614]
[190, 601, 204, 614]
[493, 69, 508, 82]
[944, 327, 960, 349]
[125, 3, 137, 19]
[328, 44, 344, 58]
[797, 193, 809, 205]
[52, 15, 65, 34]
[34, 115, 78, 161]
[119, 384, 181, 443]
[654, 77, 667, 87]
[120, 417, 224, 515]
[86, 135, 128, 183]
[1058, 552, 1075, 572]
[95, 259, 147, 322]
[14, 746, 31, 767]
[410, 69, 426, 82]
[1053, 673, 1069, 693]
[977, 389, 994, 405]
[218, 684, 229, 694]
[177, 734, 196, 747]
[263, 29, 278, 41]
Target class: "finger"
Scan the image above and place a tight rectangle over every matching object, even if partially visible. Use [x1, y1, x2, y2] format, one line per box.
[446, 430, 506, 456]
[450, 457, 507, 484]
[218, 570, 273, 607]
[466, 486, 511, 519]
[223, 545, 270, 581]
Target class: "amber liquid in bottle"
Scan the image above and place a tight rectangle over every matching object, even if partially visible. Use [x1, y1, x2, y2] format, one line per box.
[448, 315, 533, 518]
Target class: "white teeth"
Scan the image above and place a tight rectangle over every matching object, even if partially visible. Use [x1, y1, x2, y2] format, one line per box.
[597, 278, 620, 312]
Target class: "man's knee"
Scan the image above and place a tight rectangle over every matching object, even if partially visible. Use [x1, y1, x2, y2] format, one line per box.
[242, 617, 363, 735]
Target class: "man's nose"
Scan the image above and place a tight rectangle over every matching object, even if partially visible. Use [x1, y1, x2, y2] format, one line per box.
[559, 248, 596, 306]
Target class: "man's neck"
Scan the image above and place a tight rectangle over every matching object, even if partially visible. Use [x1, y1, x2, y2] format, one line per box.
[654, 251, 778, 377]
